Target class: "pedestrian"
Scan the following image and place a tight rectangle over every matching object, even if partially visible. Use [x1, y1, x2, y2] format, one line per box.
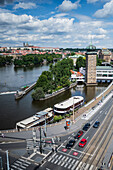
[2, 133, 4, 138]
[55, 147, 57, 152]
[52, 148, 54, 152]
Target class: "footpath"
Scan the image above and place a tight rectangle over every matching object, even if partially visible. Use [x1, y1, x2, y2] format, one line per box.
[0, 82, 113, 142]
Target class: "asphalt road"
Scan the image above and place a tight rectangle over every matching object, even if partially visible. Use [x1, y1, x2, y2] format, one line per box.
[0, 95, 113, 170]
[39, 96, 113, 170]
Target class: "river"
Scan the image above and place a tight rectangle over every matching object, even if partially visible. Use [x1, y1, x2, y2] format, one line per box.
[0, 64, 108, 130]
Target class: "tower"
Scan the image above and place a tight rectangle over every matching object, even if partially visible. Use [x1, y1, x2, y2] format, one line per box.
[85, 44, 97, 86]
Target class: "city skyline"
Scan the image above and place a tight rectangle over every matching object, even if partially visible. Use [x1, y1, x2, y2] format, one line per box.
[1, 0, 113, 48]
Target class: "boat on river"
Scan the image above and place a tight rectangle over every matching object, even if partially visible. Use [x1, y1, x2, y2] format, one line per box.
[16, 108, 53, 129]
[54, 96, 84, 114]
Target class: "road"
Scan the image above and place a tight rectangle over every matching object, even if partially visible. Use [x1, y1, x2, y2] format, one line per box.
[0, 94, 113, 169]
[39, 96, 113, 170]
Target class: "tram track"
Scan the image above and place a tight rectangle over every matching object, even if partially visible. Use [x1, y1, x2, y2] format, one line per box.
[78, 104, 113, 170]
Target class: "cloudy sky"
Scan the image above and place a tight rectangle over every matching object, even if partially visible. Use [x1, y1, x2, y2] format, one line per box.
[1, 0, 113, 48]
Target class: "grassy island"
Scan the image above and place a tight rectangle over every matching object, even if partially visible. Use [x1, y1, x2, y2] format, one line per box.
[32, 58, 74, 100]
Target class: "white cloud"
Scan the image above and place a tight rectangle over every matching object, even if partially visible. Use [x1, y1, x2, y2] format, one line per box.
[13, 2, 36, 10]
[0, 10, 112, 48]
[54, 13, 68, 18]
[94, 0, 113, 18]
[57, 0, 80, 12]
[87, 0, 99, 3]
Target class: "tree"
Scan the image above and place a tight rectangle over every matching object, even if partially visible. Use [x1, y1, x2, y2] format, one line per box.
[76, 57, 86, 70]
[32, 87, 45, 100]
[96, 56, 104, 66]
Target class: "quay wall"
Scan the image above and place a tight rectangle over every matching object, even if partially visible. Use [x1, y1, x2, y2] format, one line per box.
[1, 82, 113, 134]
[39, 83, 77, 101]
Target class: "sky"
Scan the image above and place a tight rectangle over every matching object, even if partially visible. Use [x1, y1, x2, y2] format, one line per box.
[1, 0, 113, 48]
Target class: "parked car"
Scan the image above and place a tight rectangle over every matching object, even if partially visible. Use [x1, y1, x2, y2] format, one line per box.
[83, 123, 90, 131]
[74, 130, 83, 139]
[93, 121, 100, 128]
[79, 138, 87, 147]
[66, 139, 75, 149]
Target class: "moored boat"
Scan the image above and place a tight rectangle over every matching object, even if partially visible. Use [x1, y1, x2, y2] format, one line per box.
[16, 108, 53, 129]
[54, 96, 84, 114]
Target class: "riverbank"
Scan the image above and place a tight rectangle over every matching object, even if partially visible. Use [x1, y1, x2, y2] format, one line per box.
[1, 82, 112, 134]
[39, 82, 77, 100]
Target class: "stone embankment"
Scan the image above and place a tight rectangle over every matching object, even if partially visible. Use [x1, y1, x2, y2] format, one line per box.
[1, 82, 113, 134]
[39, 83, 77, 100]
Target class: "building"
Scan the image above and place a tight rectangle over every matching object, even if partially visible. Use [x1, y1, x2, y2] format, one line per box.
[85, 44, 97, 86]
[96, 66, 113, 82]
[71, 66, 113, 83]
[99, 48, 111, 63]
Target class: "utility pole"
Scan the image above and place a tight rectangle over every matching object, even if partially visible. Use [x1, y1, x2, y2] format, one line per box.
[73, 97, 74, 123]
[6, 150, 9, 170]
[45, 115, 47, 137]
[0, 157, 3, 170]
[39, 127, 42, 154]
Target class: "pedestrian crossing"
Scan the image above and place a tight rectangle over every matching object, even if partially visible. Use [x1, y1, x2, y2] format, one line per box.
[10, 157, 31, 170]
[47, 153, 97, 170]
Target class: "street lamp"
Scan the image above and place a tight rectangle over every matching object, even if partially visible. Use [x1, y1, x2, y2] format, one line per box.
[73, 97, 74, 123]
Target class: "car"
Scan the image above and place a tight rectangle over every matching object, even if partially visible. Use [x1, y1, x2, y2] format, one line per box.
[82, 123, 90, 131]
[74, 130, 83, 139]
[79, 138, 87, 147]
[83, 123, 90, 131]
[93, 121, 100, 128]
[66, 139, 75, 149]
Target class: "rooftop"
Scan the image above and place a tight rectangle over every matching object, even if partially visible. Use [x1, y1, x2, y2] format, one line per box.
[96, 66, 113, 70]
[54, 96, 84, 109]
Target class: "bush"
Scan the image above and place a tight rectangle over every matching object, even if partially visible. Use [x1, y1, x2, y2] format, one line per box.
[31, 87, 45, 100]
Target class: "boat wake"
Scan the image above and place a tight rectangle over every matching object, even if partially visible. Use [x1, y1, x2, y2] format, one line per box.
[0, 91, 16, 95]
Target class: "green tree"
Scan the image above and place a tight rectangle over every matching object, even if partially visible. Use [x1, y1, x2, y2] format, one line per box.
[76, 57, 86, 70]
[96, 56, 104, 66]
[32, 87, 45, 100]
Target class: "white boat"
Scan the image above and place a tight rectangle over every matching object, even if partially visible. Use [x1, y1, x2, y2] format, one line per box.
[54, 96, 84, 114]
[16, 108, 53, 129]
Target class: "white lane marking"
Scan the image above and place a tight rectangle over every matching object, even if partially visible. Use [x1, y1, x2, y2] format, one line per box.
[71, 160, 79, 170]
[68, 159, 76, 169]
[48, 153, 56, 162]
[51, 155, 59, 163]
[76, 162, 82, 170]
[89, 165, 94, 170]
[61, 157, 69, 167]
[85, 164, 90, 170]
[86, 136, 89, 140]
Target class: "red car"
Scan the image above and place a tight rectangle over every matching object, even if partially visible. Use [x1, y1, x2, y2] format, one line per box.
[79, 138, 87, 147]
[74, 130, 83, 139]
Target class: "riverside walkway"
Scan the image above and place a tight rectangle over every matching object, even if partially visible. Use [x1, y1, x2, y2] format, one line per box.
[0, 82, 113, 141]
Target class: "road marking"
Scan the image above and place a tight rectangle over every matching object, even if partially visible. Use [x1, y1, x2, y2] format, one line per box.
[89, 165, 94, 170]
[85, 164, 90, 170]
[86, 136, 89, 140]
[71, 160, 79, 170]
[76, 161, 82, 170]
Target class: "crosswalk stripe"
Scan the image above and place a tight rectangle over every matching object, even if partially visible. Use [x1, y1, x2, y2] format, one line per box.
[57, 155, 65, 166]
[71, 160, 79, 170]
[11, 165, 18, 169]
[68, 159, 76, 169]
[64, 162, 69, 168]
[51, 155, 59, 163]
[19, 158, 31, 164]
[89, 165, 94, 170]
[61, 157, 69, 167]
[85, 163, 90, 170]
[48, 153, 56, 162]
[76, 162, 83, 170]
